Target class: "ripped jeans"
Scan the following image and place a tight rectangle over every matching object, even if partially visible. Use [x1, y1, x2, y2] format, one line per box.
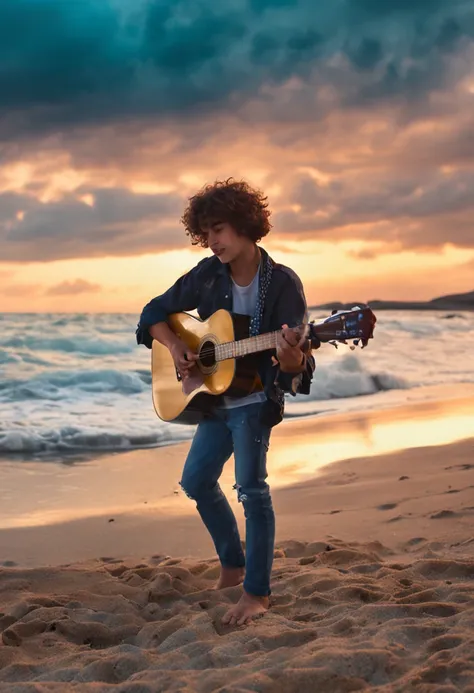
[179, 402, 274, 597]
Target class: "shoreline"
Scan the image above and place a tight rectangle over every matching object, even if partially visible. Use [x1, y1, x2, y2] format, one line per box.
[0, 390, 473, 568]
[1, 436, 472, 567]
[2, 382, 473, 467]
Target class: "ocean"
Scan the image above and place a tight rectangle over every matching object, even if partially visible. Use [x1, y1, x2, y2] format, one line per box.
[1, 310, 473, 460]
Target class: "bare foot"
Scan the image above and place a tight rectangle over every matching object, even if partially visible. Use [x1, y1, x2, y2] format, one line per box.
[215, 566, 245, 590]
[222, 590, 269, 626]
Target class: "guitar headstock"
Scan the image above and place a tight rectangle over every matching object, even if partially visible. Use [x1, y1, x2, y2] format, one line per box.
[308, 305, 376, 349]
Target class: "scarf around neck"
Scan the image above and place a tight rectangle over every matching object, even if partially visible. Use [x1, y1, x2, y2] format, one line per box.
[249, 250, 273, 338]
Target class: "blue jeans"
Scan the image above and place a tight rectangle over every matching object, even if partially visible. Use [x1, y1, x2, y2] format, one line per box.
[179, 402, 275, 597]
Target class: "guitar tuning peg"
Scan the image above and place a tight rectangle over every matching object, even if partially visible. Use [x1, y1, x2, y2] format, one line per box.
[353, 339, 360, 347]
[329, 340, 338, 348]
[331, 309, 338, 315]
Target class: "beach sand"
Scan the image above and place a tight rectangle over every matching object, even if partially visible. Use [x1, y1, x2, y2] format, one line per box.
[0, 394, 473, 691]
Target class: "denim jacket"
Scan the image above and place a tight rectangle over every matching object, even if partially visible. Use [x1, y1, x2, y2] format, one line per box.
[136, 247, 316, 426]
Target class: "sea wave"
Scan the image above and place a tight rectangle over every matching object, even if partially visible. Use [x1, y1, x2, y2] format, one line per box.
[0, 335, 134, 355]
[0, 356, 407, 404]
[380, 316, 473, 336]
[295, 354, 410, 402]
[0, 423, 192, 456]
[0, 310, 473, 459]
[0, 369, 149, 402]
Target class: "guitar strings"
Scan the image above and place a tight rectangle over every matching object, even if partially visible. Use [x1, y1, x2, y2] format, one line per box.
[193, 328, 366, 360]
[188, 309, 373, 360]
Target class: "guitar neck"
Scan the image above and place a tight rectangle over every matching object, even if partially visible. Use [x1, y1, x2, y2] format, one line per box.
[216, 331, 280, 361]
[214, 322, 342, 362]
[213, 306, 376, 362]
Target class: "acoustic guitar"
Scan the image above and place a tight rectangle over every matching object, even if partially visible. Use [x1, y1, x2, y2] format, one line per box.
[151, 306, 376, 424]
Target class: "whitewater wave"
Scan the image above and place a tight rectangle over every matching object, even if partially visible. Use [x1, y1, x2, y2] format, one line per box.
[0, 369, 149, 402]
[0, 335, 133, 355]
[0, 423, 193, 456]
[0, 356, 407, 404]
[0, 349, 55, 367]
[0, 355, 412, 457]
[381, 316, 472, 336]
[294, 354, 410, 403]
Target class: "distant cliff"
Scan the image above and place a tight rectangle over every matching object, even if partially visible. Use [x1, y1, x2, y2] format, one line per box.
[310, 290, 474, 312]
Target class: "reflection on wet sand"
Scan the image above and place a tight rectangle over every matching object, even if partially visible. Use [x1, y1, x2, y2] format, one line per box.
[0, 392, 472, 529]
[269, 395, 474, 486]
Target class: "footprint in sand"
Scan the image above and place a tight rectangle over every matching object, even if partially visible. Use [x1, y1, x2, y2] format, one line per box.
[445, 463, 474, 471]
[387, 515, 405, 523]
[405, 537, 427, 547]
[377, 503, 398, 511]
[2, 629, 22, 647]
[426, 634, 465, 653]
[99, 557, 123, 564]
[430, 510, 457, 519]
[1, 619, 49, 647]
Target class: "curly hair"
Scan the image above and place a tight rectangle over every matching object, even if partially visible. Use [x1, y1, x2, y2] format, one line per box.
[181, 178, 272, 247]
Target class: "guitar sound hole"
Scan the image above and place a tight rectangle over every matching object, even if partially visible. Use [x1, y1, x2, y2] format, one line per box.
[199, 340, 216, 368]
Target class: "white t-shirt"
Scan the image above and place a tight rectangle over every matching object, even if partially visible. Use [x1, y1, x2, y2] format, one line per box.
[220, 271, 267, 409]
[231, 271, 259, 317]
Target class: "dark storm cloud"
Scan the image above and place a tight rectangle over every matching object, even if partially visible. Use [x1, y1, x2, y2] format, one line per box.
[275, 169, 474, 248]
[1, 0, 473, 140]
[0, 187, 186, 261]
[347, 0, 449, 18]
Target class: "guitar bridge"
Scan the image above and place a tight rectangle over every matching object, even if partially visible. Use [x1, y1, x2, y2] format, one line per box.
[175, 364, 204, 395]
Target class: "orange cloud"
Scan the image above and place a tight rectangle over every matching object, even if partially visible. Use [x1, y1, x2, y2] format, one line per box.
[45, 279, 102, 296]
[0, 282, 42, 297]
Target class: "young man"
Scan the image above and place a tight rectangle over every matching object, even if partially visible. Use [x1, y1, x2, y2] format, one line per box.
[136, 178, 315, 626]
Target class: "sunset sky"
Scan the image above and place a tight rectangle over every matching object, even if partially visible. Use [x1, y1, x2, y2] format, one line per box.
[1, 0, 474, 313]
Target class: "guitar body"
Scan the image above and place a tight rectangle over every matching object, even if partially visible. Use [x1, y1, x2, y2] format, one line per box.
[151, 310, 262, 424]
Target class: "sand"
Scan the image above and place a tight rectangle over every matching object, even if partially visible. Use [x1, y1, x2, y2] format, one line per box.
[0, 396, 474, 692]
